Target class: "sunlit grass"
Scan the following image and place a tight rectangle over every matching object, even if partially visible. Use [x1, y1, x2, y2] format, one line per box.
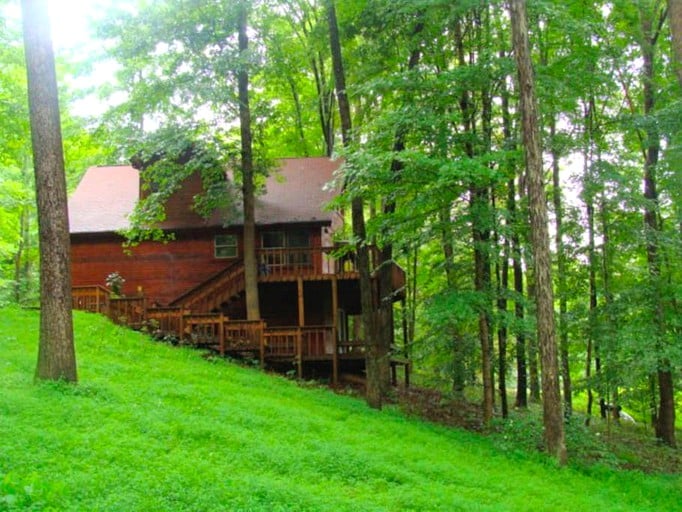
[1, 307, 679, 511]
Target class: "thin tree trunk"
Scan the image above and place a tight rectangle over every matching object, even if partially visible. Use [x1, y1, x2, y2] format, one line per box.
[237, 1, 260, 321]
[22, 0, 77, 382]
[440, 208, 466, 398]
[455, 16, 494, 423]
[510, 177, 527, 409]
[549, 119, 572, 419]
[496, 196, 510, 419]
[669, 0, 682, 88]
[501, 78, 527, 409]
[327, 0, 380, 408]
[509, 0, 566, 463]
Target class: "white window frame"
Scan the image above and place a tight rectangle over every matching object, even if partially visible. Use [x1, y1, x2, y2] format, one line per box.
[214, 234, 238, 258]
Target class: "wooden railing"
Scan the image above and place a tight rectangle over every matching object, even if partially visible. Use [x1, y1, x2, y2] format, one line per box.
[73, 287, 354, 366]
[146, 307, 185, 336]
[72, 285, 109, 314]
[109, 297, 146, 328]
[256, 246, 385, 278]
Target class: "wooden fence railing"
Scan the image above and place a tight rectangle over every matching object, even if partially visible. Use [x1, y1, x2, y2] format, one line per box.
[72, 286, 354, 379]
[72, 285, 110, 314]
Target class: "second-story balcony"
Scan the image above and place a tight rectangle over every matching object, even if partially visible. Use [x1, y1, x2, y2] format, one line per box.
[256, 246, 405, 292]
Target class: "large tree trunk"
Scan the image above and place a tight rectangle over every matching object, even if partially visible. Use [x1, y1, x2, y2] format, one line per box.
[509, 0, 566, 464]
[22, 0, 77, 383]
[237, 0, 260, 321]
[640, 12, 676, 447]
[377, 25, 424, 395]
[327, 0, 380, 408]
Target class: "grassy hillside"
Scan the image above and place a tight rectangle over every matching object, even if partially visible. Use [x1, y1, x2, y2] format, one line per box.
[1, 308, 679, 511]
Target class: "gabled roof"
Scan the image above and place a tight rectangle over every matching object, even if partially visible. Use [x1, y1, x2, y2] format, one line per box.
[68, 157, 342, 234]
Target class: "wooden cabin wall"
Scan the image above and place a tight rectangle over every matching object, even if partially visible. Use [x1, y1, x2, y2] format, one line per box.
[71, 224, 326, 307]
[71, 230, 241, 306]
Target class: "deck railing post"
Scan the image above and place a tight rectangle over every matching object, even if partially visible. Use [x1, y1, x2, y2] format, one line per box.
[296, 327, 303, 379]
[332, 277, 338, 386]
[219, 314, 225, 356]
[259, 321, 266, 368]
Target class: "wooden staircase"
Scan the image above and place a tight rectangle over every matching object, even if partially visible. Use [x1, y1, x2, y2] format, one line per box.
[169, 260, 245, 313]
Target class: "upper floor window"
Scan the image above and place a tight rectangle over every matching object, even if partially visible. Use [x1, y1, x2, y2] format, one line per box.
[261, 230, 309, 249]
[215, 234, 237, 258]
[261, 230, 311, 266]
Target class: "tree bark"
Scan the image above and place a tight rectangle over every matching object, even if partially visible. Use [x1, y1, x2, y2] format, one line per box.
[22, 0, 77, 383]
[640, 12, 676, 447]
[377, 24, 424, 396]
[669, 0, 682, 88]
[549, 119, 572, 419]
[327, 0, 380, 408]
[509, 0, 566, 463]
[237, 0, 260, 321]
[501, 82, 527, 409]
[440, 208, 466, 398]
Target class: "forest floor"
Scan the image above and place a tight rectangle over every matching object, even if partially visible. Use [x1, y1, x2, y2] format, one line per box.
[391, 386, 680, 474]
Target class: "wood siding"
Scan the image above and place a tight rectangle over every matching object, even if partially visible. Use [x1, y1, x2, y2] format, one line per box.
[71, 225, 325, 306]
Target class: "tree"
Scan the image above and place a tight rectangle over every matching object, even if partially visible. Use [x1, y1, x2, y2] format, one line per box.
[327, 0, 384, 408]
[238, 0, 261, 321]
[509, 0, 566, 463]
[669, 0, 682, 88]
[21, 0, 77, 382]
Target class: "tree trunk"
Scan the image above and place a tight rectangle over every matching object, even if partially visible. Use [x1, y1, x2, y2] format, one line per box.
[509, 0, 566, 463]
[237, 0, 260, 321]
[586, 183, 598, 424]
[377, 25, 424, 395]
[22, 0, 77, 383]
[327, 0, 380, 408]
[501, 82, 527, 409]
[669, 0, 682, 88]
[496, 198, 510, 419]
[440, 208, 466, 398]
[455, 16, 494, 423]
[510, 177, 528, 409]
[640, 12, 676, 447]
[549, 119, 572, 419]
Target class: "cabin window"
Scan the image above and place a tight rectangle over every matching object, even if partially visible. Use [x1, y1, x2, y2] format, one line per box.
[215, 234, 237, 258]
[287, 230, 310, 248]
[262, 231, 285, 249]
[261, 230, 311, 267]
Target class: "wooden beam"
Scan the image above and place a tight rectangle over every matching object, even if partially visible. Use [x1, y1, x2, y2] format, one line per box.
[297, 276, 305, 327]
[219, 313, 225, 356]
[332, 276, 338, 385]
[297, 277, 304, 379]
[296, 327, 303, 379]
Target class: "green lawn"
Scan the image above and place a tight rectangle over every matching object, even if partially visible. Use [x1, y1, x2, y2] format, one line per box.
[1, 308, 679, 511]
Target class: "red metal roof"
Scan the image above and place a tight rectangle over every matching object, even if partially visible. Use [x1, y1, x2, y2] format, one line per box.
[68, 157, 342, 234]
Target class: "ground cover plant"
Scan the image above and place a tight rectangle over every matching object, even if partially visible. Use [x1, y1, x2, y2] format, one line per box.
[1, 308, 680, 511]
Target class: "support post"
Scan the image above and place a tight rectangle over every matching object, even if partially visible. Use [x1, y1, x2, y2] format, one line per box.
[219, 313, 225, 356]
[259, 320, 265, 368]
[296, 327, 303, 379]
[332, 276, 339, 385]
[297, 277, 304, 378]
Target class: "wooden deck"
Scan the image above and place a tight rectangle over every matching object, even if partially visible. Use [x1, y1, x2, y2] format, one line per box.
[71, 285, 409, 385]
[71, 246, 409, 385]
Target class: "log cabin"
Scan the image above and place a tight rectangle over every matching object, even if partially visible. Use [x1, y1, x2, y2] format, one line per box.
[69, 157, 407, 384]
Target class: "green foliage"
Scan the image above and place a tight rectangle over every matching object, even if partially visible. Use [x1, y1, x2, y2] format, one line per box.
[0, 307, 680, 511]
[121, 125, 242, 244]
